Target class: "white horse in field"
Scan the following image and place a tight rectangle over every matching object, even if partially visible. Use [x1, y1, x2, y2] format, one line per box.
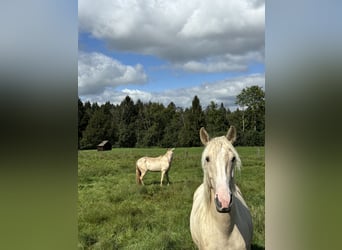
[136, 148, 175, 186]
[190, 126, 253, 250]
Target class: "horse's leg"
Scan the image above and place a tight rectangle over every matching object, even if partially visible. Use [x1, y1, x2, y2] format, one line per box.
[160, 171, 165, 186]
[166, 171, 170, 185]
[140, 170, 147, 185]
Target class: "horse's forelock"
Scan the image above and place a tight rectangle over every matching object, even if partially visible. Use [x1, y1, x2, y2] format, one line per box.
[203, 137, 242, 172]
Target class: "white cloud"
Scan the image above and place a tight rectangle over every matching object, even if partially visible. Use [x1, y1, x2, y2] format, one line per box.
[159, 74, 264, 109]
[78, 0, 264, 72]
[80, 73, 264, 110]
[177, 0, 264, 39]
[121, 89, 153, 102]
[78, 51, 147, 95]
[181, 60, 246, 73]
[80, 88, 153, 105]
[179, 51, 263, 73]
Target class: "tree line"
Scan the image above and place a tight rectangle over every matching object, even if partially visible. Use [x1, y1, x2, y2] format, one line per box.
[78, 86, 265, 149]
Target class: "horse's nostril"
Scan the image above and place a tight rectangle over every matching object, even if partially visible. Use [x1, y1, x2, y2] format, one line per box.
[215, 195, 222, 208]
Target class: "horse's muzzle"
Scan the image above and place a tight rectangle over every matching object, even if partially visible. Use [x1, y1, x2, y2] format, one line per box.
[214, 193, 233, 213]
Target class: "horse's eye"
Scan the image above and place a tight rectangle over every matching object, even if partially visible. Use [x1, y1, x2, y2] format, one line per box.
[205, 156, 210, 162]
[232, 156, 236, 162]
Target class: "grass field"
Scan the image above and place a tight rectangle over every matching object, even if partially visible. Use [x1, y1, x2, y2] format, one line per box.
[78, 147, 264, 249]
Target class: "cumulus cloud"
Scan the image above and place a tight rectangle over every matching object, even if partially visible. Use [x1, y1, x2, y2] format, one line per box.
[80, 88, 153, 105]
[181, 60, 246, 73]
[180, 52, 263, 73]
[160, 74, 265, 109]
[80, 74, 264, 110]
[78, 51, 147, 95]
[78, 0, 264, 72]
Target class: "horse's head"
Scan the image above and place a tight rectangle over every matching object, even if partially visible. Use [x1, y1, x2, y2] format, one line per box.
[200, 126, 241, 213]
[166, 148, 175, 162]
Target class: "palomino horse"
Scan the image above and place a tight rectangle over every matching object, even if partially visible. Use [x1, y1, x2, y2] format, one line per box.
[190, 126, 253, 249]
[136, 148, 175, 186]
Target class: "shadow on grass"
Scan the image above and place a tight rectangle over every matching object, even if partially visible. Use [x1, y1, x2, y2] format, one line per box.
[146, 179, 199, 185]
[251, 244, 265, 250]
[143, 180, 173, 186]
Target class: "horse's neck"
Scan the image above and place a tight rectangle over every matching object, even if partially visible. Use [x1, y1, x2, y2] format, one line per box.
[164, 152, 172, 162]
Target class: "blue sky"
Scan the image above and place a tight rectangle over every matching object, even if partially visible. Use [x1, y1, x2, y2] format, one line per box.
[78, 0, 265, 110]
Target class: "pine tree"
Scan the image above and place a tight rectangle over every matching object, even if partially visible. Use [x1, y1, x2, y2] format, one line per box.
[118, 96, 137, 147]
[161, 102, 182, 147]
[179, 96, 205, 146]
[80, 106, 112, 149]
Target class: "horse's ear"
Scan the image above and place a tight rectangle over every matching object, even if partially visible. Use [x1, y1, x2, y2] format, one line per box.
[226, 126, 237, 144]
[171, 148, 175, 151]
[200, 127, 210, 145]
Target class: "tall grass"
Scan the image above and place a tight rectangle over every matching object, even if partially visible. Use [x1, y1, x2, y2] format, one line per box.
[78, 147, 264, 249]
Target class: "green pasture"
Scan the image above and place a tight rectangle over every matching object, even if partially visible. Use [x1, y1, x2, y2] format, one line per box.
[78, 147, 264, 249]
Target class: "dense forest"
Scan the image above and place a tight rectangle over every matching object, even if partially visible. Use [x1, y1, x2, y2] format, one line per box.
[78, 86, 265, 149]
